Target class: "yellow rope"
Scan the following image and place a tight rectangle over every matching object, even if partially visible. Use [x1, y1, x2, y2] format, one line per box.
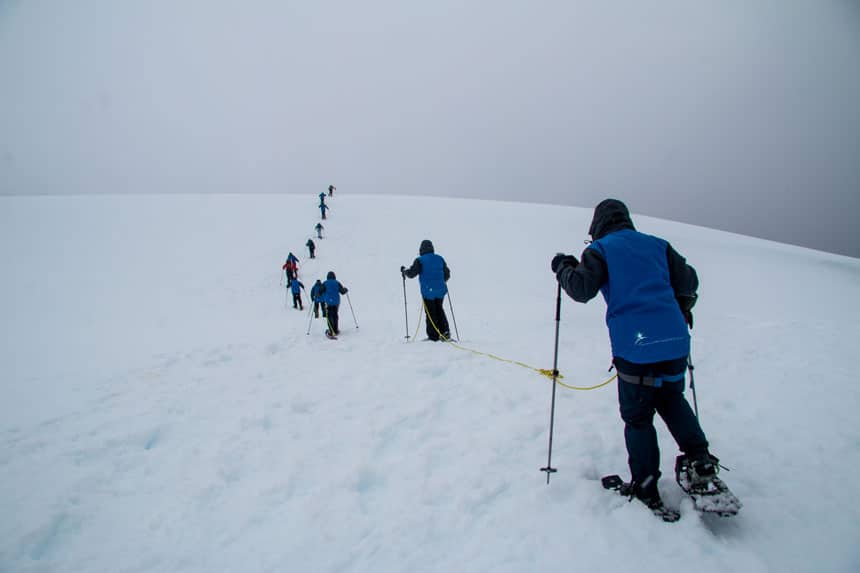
[414, 299, 616, 391]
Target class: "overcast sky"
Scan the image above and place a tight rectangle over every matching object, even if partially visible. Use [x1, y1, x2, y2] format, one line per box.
[1, 0, 858, 256]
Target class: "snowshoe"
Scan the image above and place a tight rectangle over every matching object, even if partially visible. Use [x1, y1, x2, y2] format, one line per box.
[675, 454, 742, 517]
[325, 329, 338, 340]
[601, 474, 680, 523]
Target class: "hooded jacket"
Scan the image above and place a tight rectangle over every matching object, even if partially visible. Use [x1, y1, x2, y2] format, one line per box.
[403, 240, 450, 299]
[557, 199, 698, 365]
[319, 271, 347, 306]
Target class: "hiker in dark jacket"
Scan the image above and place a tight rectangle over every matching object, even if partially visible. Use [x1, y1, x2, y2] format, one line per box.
[310, 279, 326, 319]
[319, 271, 348, 336]
[306, 238, 316, 259]
[315, 223, 324, 239]
[328, 184, 335, 197]
[551, 199, 715, 510]
[402, 239, 451, 341]
[290, 279, 305, 310]
[282, 252, 300, 286]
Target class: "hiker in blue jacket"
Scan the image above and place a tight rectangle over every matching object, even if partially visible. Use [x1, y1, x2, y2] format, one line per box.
[551, 198, 716, 512]
[290, 279, 305, 310]
[402, 239, 450, 341]
[319, 271, 348, 336]
[319, 191, 326, 206]
[310, 279, 326, 319]
[319, 202, 329, 220]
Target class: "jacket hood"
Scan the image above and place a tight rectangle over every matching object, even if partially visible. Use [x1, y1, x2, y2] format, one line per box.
[327, 271, 336, 280]
[588, 199, 635, 240]
[419, 240, 434, 255]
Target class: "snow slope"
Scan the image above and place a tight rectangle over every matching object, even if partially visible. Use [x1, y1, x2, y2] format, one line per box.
[2, 193, 859, 572]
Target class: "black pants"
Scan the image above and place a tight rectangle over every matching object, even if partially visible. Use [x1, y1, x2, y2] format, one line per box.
[308, 248, 315, 259]
[327, 304, 340, 334]
[424, 297, 450, 340]
[616, 357, 708, 492]
[313, 300, 326, 318]
[292, 293, 303, 310]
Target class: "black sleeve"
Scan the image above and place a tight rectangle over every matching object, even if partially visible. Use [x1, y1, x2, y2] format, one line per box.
[443, 260, 450, 281]
[339, 282, 348, 294]
[557, 248, 607, 303]
[666, 243, 698, 297]
[404, 258, 422, 279]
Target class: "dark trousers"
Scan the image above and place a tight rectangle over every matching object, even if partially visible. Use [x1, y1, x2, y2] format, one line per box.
[309, 248, 315, 259]
[616, 357, 708, 490]
[292, 293, 303, 310]
[423, 297, 450, 340]
[313, 300, 326, 318]
[327, 304, 340, 334]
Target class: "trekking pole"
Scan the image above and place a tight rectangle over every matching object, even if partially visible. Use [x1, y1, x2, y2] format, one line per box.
[306, 302, 315, 335]
[688, 353, 699, 420]
[401, 272, 410, 339]
[540, 282, 563, 484]
[346, 293, 359, 329]
[446, 290, 460, 341]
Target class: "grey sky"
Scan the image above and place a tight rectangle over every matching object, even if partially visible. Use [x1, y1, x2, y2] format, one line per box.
[1, 0, 858, 256]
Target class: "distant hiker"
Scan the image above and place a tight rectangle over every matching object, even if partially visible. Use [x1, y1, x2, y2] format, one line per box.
[551, 198, 716, 513]
[319, 271, 348, 337]
[319, 192, 326, 206]
[402, 239, 450, 341]
[282, 252, 300, 286]
[290, 279, 305, 310]
[319, 202, 329, 220]
[306, 238, 316, 259]
[315, 223, 324, 239]
[328, 184, 335, 197]
[310, 279, 326, 319]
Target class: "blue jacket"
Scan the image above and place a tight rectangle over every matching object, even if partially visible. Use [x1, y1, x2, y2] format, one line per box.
[320, 278, 346, 306]
[403, 240, 450, 300]
[587, 229, 690, 363]
[310, 282, 322, 301]
[417, 253, 448, 299]
[290, 280, 304, 295]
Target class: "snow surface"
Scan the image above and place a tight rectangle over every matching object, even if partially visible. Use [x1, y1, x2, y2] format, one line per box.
[2, 193, 859, 572]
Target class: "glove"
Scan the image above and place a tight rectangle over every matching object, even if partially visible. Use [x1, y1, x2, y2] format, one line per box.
[551, 253, 579, 273]
[683, 309, 694, 329]
[675, 294, 697, 329]
[400, 265, 406, 273]
[343, 288, 349, 294]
